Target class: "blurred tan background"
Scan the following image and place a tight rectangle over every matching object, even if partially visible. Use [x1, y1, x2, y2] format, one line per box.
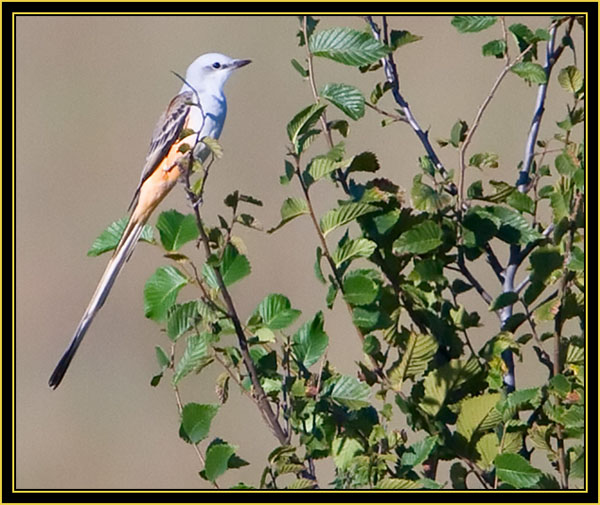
[16, 15, 582, 489]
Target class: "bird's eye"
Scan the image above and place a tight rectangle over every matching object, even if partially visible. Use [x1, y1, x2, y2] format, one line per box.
[212, 62, 221, 69]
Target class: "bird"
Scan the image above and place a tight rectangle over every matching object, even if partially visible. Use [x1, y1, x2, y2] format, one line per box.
[49, 53, 251, 389]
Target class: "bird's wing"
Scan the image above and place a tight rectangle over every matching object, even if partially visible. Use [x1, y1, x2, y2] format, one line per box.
[128, 90, 195, 211]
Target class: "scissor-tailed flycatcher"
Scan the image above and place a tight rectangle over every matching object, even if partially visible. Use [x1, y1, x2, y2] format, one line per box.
[49, 53, 251, 389]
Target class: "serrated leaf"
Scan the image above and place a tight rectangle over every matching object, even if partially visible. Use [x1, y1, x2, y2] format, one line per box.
[489, 292, 518, 311]
[257, 293, 301, 330]
[343, 271, 379, 306]
[180, 403, 219, 444]
[456, 393, 502, 441]
[286, 103, 327, 151]
[309, 27, 391, 66]
[293, 311, 328, 368]
[375, 478, 421, 489]
[173, 333, 211, 385]
[332, 437, 363, 470]
[332, 238, 376, 267]
[308, 155, 339, 181]
[421, 358, 481, 416]
[347, 151, 380, 173]
[87, 217, 154, 256]
[393, 220, 443, 255]
[268, 197, 310, 233]
[220, 244, 250, 286]
[489, 206, 542, 245]
[495, 453, 542, 488]
[482, 39, 507, 57]
[401, 435, 438, 468]
[320, 83, 365, 120]
[290, 58, 308, 77]
[450, 119, 468, 147]
[389, 333, 438, 390]
[390, 29, 423, 49]
[476, 432, 499, 469]
[507, 191, 535, 214]
[144, 266, 188, 321]
[330, 375, 370, 410]
[557, 65, 583, 93]
[204, 441, 236, 482]
[166, 301, 199, 340]
[411, 176, 452, 211]
[555, 152, 578, 176]
[156, 209, 199, 251]
[451, 16, 497, 33]
[287, 478, 316, 489]
[320, 202, 378, 236]
[511, 62, 547, 84]
[314, 246, 326, 284]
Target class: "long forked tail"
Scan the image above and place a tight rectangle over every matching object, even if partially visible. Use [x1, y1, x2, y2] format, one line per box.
[48, 220, 146, 389]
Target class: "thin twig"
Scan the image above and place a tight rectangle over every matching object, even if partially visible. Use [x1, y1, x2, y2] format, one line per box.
[365, 16, 457, 195]
[182, 130, 288, 446]
[458, 40, 533, 207]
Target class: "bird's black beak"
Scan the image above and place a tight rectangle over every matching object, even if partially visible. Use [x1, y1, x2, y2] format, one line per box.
[232, 59, 252, 69]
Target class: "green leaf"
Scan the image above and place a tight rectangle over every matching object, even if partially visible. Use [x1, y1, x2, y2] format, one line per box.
[411, 176, 452, 211]
[290, 58, 308, 77]
[257, 293, 301, 330]
[495, 453, 542, 488]
[180, 403, 219, 444]
[293, 311, 328, 368]
[555, 152, 577, 176]
[401, 435, 438, 468]
[507, 191, 535, 214]
[87, 217, 154, 256]
[489, 206, 542, 245]
[320, 202, 378, 236]
[456, 393, 502, 441]
[287, 478, 316, 489]
[388, 333, 438, 390]
[220, 245, 251, 286]
[482, 39, 507, 58]
[332, 238, 376, 267]
[343, 271, 379, 306]
[421, 358, 481, 416]
[489, 292, 518, 311]
[346, 151, 380, 173]
[476, 432, 500, 469]
[450, 120, 468, 147]
[268, 197, 310, 233]
[166, 301, 199, 340]
[393, 220, 443, 255]
[314, 246, 326, 283]
[451, 16, 497, 33]
[320, 83, 365, 120]
[204, 441, 236, 482]
[511, 62, 547, 84]
[286, 103, 327, 151]
[390, 29, 423, 49]
[155, 345, 170, 369]
[557, 65, 583, 93]
[309, 27, 391, 66]
[375, 478, 421, 489]
[330, 375, 370, 410]
[173, 333, 211, 385]
[308, 155, 341, 182]
[332, 437, 363, 470]
[144, 266, 188, 321]
[155, 209, 199, 252]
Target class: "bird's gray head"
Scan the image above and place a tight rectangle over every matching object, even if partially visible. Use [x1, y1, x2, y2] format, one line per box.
[182, 53, 251, 95]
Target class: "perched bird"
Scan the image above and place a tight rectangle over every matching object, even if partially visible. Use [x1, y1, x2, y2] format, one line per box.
[49, 53, 251, 388]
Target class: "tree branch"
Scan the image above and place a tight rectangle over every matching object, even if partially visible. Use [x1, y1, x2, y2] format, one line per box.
[365, 15, 457, 196]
